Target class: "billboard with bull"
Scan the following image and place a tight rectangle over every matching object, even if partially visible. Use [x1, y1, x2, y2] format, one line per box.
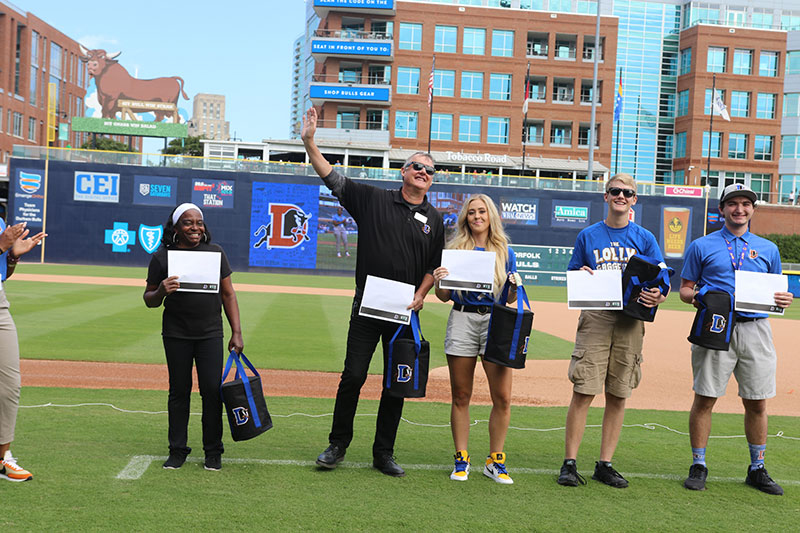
[77, 47, 190, 138]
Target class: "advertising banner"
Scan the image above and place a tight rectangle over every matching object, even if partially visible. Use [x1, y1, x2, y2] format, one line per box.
[13, 168, 45, 226]
[511, 244, 573, 286]
[192, 178, 234, 209]
[309, 85, 390, 102]
[133, 175, 178, 206]
[311, 40, 392, 57]
[314, 0, 394, 8]
[551, 201, 590, 228]
[249, 182, 318, 269]
[72, 116, 188, 138]
[74, 171, 120, 203]
[661, 206, 692, 258]
[500, 197, 539, 225]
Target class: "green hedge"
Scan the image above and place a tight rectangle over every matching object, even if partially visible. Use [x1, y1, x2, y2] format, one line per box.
[763, 234, 800, 264]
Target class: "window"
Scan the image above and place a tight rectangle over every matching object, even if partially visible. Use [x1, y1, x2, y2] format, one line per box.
[702, 131, 721, 158]
[707, 47, 726, 73]
[339, 65, 361, 84]
[728, 133, 747, 159]
[754, 135, 773, 160]
[27, 116, 36, 141]
[785, 93, 800, 117]
[12, 112, 23, 138]
[730, 91, 750, 118]
[433, 70, 455, 97]
[337, 110, 358, 129]
[578, 124, 599, 147]
[577, 0, 597, 14]
[491, 30, 514, 57]
[750, 173, 771, 202]
[679, 48, 692, 75]
[395, 111, 418, 138]
[733, 49, 752, 75]
[463, 28, 486, 55]
[487, 117, 509, 144]
[677, 90, 689, 116]
[580, 80, 601, 103]
[459, 115, 481, 143]
[759, 51, 779, 77]
[550, 0, 571, 12]
[756, 93, 776, 119]
[396, 67, 420, 94]
[524, 121, 544, 144]
[489, 73, 511, 101]
[782, 136, 800, 159]
[674, 131, 686, 158]
[460, 71, 483, 99]
[398, 23, 422, 51]
[752, 11, 774, 29]
[50, 42, 62, 79]
[786, 51, 800, 75]
[30, 66, 38, 107]
[366, 109, 388, 130]
[704, 89, 724, 115]
[431, 113, 453, 141]
[550, 123, 572, 146]
[553, 80, 574, 103]
[434, 25, 457, 53]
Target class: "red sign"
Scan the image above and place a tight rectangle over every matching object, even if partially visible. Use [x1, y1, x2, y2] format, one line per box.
[665, 186, 703, 197]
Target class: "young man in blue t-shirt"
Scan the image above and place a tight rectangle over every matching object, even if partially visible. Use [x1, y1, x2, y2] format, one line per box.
[679, 184, 793, 495]
[557, 173, 667, 489]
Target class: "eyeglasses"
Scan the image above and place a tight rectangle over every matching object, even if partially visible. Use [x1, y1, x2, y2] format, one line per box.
[405, 161, 436, 176]
[607, 187, 636, 198]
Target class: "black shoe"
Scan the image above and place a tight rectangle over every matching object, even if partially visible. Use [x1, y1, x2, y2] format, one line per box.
[204, 455, 222, 471]
[373, 455, 405, 477]
[557, 460, 587, 487]
[684, 464, 708, 491]
[592, 461, 629, 488]
[745, 466, 783, 495]
[316, 444, 345, 469]
[163, 454, 187, 470]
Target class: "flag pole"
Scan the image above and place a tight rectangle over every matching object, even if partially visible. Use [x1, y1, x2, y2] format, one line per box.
[427, 54, 435, 154]
[587, 0, 601, 182]
[705, 74, 716, 186]
[521, 61, 530, 176]
[614, 68, 622, 174]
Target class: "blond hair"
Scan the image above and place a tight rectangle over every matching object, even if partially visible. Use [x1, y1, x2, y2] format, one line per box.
[448, 194, 510, 296]
[606, 172, 636, 192]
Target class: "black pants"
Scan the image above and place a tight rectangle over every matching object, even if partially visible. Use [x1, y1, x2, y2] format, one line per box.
[163, 336, 224, 457]
[329, 299, 405, 458]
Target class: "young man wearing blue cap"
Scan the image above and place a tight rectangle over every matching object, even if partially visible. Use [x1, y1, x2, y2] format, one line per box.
[679, 184, 793, 495]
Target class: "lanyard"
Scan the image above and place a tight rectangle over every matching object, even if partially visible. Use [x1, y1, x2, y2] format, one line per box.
[722, 235, 748, 271]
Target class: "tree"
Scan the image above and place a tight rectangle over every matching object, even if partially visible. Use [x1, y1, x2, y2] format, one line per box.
[80, 136, 136, 152]
[162, 135, 205, 156]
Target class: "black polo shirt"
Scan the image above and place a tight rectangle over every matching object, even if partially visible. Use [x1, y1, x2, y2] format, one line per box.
[338, 177, 444, 291]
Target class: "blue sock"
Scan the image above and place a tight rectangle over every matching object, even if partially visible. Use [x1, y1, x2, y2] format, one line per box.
[748, 443, 766, 471]
[692, 447, 706, 466]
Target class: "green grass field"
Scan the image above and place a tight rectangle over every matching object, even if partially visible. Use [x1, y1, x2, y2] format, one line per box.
[4, 264, 799, 531]
[4, 387, 799, 531]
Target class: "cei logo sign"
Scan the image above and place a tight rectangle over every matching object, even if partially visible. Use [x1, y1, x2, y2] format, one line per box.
[75, 172, 120, 203]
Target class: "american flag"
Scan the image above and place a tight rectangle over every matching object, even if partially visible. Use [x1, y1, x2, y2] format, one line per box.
[428, 55, 435, 107]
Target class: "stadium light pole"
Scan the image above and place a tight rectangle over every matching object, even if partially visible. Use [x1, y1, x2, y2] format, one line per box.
[586, 0, 601, 185]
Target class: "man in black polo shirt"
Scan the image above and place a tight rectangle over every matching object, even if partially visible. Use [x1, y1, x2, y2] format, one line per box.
[302, 108, 444, 477]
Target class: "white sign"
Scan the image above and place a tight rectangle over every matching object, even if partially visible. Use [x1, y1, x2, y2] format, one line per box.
[445, 151, 509, 166]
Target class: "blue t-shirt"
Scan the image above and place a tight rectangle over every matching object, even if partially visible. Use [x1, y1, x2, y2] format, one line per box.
[0, 219, 7, 282]
[332, 213, 347, 226]
[681, 226, 782, 319]
[450, 246, 517, 306]
[568, 221, 663, 271]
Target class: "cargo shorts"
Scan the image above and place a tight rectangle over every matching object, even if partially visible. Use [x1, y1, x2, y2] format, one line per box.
[568, 310, 645, 398]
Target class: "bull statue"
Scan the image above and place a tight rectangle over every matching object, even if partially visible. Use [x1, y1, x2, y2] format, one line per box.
[79, 46, 188, 122]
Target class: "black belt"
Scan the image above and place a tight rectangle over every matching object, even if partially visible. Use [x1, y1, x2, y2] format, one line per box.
[453, 303, 491, 315]
[736, 316, 764, 323]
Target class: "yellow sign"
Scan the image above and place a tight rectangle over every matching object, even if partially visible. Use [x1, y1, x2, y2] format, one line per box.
[663, 207, 690, 258]
[47, 82, 57, 143]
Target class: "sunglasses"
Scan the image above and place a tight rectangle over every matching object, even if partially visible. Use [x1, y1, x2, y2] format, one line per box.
[406, 161, 436, 176]
[607, 187, 636, 198]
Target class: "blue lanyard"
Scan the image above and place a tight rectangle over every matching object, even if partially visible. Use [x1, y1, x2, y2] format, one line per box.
[722, 235, 747, 271]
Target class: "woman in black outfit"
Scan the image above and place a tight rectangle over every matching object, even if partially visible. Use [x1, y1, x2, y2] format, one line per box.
[144, 203, 243, 471]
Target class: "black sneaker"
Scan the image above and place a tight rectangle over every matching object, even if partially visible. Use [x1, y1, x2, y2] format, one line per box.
[373, 454, 405, 477]
[557, 460, 586, 487]
[204, 455, 222, 471]
[163, 454, 187, 470]
[683, 464, 708, 491]
[592, 461, 629, 488]
[745, 466, 783, 495]
[316, 444, 345, 469]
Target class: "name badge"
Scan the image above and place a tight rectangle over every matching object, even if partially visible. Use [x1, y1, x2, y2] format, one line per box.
[414, 212, 428, 224]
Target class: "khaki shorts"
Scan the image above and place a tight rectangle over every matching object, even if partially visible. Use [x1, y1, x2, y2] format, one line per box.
[691, 318, 776, 400]
[444, 308, 491, 356]
[568, 310, 645, 398]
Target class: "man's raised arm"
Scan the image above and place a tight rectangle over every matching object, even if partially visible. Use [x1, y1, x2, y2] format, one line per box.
[301, 108, 345, 196]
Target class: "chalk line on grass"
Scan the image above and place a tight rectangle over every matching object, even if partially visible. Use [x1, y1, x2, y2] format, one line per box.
[116, 455, 800, 487]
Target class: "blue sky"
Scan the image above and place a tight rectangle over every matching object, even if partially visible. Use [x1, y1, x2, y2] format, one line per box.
[14, 0, 307, 148]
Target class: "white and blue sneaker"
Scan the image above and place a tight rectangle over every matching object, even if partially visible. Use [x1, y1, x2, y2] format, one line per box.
[484, 452, 513, 484]
[450, 450, 470, 481]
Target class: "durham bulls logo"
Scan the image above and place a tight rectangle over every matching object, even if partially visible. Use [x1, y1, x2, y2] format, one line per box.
[396, 364, 412, 383]
[709, 314, 726, 334]
[253, 203, 312, 250]
[232, 406, 250, 426]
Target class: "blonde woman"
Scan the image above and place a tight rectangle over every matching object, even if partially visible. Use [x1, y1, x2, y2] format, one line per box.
[434, 194, 518, 484]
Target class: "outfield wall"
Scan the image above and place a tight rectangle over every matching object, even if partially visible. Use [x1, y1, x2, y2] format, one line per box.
[8, 158, 706, 286]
